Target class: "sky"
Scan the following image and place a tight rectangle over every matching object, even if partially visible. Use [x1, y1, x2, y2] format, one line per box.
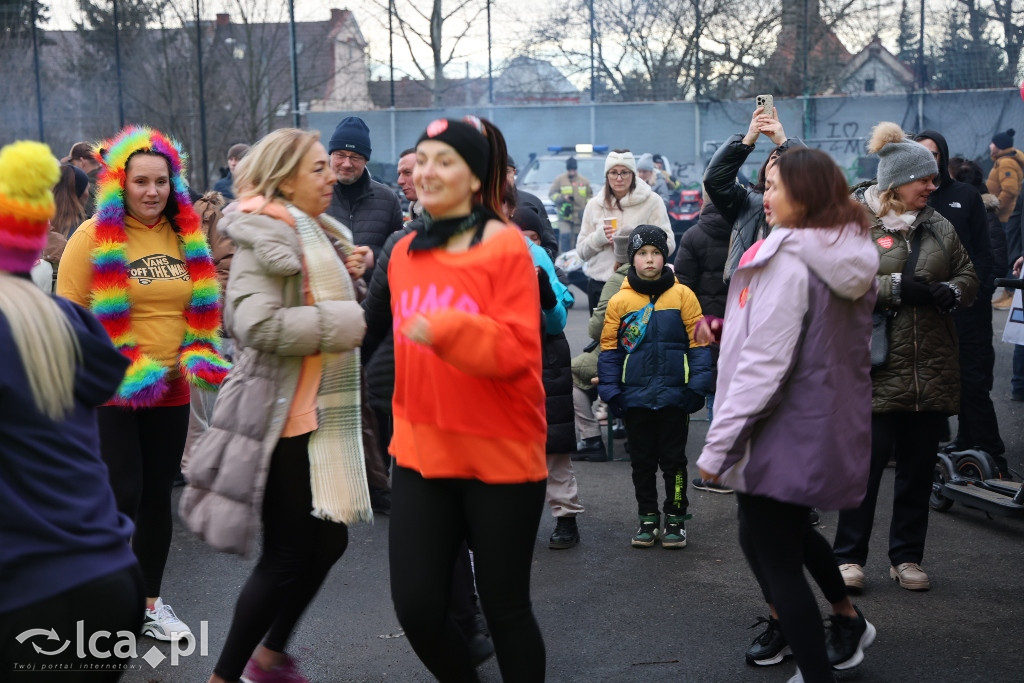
[41, 1, 510, 81]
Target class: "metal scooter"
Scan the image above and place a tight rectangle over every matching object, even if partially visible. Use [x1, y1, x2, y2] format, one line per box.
[930, 449, 1023, 517]
[929, 277, 1024, 519]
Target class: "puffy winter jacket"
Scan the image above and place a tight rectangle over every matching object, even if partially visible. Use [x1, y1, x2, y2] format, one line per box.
[597, 275, 712, 412]
[703, 134, 805, 282]
[326, 170, 404, 282]
[363, 224, 415, 413]
[180, 205, 366, 555]
[697, 226, 878, 510]
[986, 148, 1024, 222]
[576, 180, 672, 283]
[673, 201, 731, 318]
[855, 186, 979, 414]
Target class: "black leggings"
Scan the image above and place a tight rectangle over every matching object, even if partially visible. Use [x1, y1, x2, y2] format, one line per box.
[737, 493, 846, 683]
[389, 465, 546, 682]
[213, 434, 349, 681]
[97, 404, 190, 598]
[0, 565, 144, 682]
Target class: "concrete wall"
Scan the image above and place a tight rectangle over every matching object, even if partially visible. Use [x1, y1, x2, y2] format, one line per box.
[308, 88, 1022, 187]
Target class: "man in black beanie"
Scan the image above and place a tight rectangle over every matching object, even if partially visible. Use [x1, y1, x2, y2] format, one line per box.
[325, 115, 403, 284]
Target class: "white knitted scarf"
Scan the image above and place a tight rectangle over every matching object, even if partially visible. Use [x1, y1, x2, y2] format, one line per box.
[286, 204, 372, 525]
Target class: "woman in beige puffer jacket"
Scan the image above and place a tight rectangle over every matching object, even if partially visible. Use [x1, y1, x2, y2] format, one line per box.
[576, 150, 672, 312]
[181, 129, 367, 683]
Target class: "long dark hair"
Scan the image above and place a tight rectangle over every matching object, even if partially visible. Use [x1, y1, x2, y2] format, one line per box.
[772, 148, 870, 230]
[52, 165, 86, 237]
[477, 117, 509, 219]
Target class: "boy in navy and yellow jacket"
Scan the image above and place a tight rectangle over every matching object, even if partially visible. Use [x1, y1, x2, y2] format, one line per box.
[598, 225, 712, 549]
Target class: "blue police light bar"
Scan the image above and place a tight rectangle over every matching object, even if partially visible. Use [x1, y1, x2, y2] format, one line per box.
[546, 145, 609, 153]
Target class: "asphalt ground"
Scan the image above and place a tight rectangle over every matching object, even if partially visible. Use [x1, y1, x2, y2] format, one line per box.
[122, 298, 1024, 683]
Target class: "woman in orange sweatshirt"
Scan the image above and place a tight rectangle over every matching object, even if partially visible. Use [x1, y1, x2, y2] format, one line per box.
[387, 117, 547, 681]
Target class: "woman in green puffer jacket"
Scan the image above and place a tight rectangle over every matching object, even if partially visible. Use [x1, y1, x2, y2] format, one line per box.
[833, 122, 978, 595]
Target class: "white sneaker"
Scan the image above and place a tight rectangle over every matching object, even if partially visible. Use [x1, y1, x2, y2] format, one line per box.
[787, 668, 804, 683]
[142, 598, 193, 642]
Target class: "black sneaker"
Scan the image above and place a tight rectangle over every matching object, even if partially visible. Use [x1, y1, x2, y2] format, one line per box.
[826, 605, 876, 670]
[548, 516, 580, 549]
[692, 477, 734, 494]
[571, 437, 606, 462]
[745, 616, 791, 666]
[808, 508, 820, 526]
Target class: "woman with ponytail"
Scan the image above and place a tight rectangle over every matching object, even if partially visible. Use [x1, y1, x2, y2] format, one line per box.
[57, 126, 230, 642]
[388, 116, 548, 680]
[0, 141, 142, 680]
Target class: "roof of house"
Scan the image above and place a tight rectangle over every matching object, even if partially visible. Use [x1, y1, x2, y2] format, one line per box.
[829, 37, 915, 94]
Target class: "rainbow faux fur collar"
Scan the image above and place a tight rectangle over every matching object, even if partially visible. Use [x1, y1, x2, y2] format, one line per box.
[90, 126, 230, 408]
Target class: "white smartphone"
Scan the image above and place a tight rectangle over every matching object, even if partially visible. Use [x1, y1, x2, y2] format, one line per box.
[756, 94, 774, 120]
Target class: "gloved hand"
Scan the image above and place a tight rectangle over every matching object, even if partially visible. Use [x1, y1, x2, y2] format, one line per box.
[900, 276, 932, 306]
[681, 389, 705, 415]
[607, 395, 627, 418]
[929, 282, 955, 311]
[538, 269, 558, 310]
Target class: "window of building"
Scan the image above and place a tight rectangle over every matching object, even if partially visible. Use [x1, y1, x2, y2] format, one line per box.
[865, 78, 876, 93]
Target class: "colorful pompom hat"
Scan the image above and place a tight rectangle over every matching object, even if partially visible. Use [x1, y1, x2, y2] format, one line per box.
[0, 141, 60, 273]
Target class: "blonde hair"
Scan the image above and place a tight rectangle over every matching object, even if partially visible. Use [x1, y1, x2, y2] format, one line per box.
[233, 128, 321, 204]
[877, 187, 913, 218]
[0, 274, 80, 420]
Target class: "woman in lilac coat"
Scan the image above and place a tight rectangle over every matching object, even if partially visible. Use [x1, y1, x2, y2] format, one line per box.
[697, 148, 877, 683]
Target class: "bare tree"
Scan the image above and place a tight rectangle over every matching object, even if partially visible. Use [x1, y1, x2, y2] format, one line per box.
[984, 0, 1024, 81]
[524, 0, 777, 101]
[370, 0, 486, 107]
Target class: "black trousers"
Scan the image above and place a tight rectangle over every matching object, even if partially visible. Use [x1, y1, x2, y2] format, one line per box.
[953, 307, 1006, 468]
[0, 566, 144, 682]
[833, 412, 944, 567]
[586, 278, 605, 316]
[214, 434, 349, 681]
[97, 404, 190, 598]
[389, 465, 546, 682]
[624, 407, 689, 516]
[738, 494, 843, 683]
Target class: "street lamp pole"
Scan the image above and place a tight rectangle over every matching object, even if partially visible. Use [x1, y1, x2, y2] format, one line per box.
[113, 0, 125, 127]
[589, 0, 595, 102]
[287, 0, 300, 127]
[30, 0, 45, 140]
[389, 0, 395, 107]
[487, 0, 493, 104]
[195, 0, 209, 189]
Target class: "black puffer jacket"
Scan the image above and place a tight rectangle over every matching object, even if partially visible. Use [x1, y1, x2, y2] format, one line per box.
[916, 130, 996, 303]
[855, 185, 979, 414]
[362, 223, 416, 413]
[673, 201, 731, 318]
[984, 193, 1008, 278]
[703, 134, 805, 282]
[327, 170, 403, 283]
[543, 332, 575, 454]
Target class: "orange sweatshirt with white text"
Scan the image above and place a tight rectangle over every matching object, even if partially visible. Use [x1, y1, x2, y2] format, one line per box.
[387, 225, 547, 483]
